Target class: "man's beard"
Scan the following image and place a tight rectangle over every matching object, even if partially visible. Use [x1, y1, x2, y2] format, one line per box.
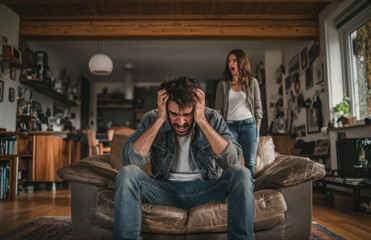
[172, 122, 190, 136]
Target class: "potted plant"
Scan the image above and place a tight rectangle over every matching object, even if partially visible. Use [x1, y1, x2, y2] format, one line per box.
[332, 94, 356, 126]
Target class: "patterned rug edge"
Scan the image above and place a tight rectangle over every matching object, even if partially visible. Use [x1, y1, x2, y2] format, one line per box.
[1, 217, 345, 240]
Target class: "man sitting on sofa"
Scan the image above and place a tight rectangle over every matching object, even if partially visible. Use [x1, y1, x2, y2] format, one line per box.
[114, 76, 255, 240]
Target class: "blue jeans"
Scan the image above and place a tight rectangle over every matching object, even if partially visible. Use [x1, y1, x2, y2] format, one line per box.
[227, 118, 259, 176]
[114, 165, 255, 240]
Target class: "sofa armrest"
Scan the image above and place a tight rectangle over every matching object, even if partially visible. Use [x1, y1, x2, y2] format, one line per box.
[57, 155, 118, 190]
[254, 154, 326, 191]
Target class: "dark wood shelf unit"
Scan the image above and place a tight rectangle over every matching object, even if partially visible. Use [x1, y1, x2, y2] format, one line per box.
[97, 104, 133, 110]
[16, 114, 35, 121]
[20, 78, 78, 106]
[0, 132, 24, 136]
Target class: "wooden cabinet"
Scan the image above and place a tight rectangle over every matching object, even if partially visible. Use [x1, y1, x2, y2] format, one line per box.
[67, 138, 84, 165]
[33, 135, 63, 182]
[33, 134, 81, 182]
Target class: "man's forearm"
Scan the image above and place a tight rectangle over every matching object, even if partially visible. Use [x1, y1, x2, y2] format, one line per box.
[197, 119, 228, 155]
[133, 118, 164, 156]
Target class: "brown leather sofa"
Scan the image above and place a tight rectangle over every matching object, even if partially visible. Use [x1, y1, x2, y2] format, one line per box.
[57, 135, 325, 240]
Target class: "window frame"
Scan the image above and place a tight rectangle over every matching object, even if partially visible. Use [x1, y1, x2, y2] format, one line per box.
[339, 4, 371, 120]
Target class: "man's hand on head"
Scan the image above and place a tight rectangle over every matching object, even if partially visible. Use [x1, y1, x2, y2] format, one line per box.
[157, 89, 169, 124]
[193, 88, 206, 124]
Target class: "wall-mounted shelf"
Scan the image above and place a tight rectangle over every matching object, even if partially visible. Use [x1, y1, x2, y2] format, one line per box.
[97, 104, 133, 110]
[329, 124, 371, 131]
[20, 78, 79, 106]
[16, 114, 35, 120]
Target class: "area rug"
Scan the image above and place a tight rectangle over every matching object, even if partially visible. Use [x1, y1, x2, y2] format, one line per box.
[0, 217, 345, 240]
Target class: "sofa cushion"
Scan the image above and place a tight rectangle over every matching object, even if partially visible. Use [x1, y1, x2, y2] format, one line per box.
[254, 136, 276, 178]
[110, 133, 132, 170]
[91, 188, 188, 234]
[254, 154, 326, 190]
[253, 189, 287, 231]
[186, 189, 286, 233]
[142, 203, 188, 234]
[57, 155, 117, 189]
[91, 189, 286, 234]
[186, 202, 227, 233]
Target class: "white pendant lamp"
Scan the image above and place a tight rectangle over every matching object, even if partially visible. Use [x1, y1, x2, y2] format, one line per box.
[89, 41, 113, 76]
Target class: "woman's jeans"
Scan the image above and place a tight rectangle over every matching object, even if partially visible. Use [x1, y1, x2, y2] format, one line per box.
[227, 118, 259, 176]
[114, 165, 255, 240]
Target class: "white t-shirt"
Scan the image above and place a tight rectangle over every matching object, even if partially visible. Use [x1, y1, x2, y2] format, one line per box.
[167, 132, 202, 181]
[227, 89, 252, 121]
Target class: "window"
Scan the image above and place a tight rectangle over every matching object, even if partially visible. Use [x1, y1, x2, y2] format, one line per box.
[349, 20, 371, 120]
[339, 3, 371, 120]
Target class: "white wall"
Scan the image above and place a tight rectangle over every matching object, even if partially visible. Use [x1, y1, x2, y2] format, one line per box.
[0, 5, 20, 131]
[0, 4, 82, 131]
[282, 41, 330, 143]
[319, 0, 371, 170]
[265, 51, 282, 125]
[27, 42, 82, 130]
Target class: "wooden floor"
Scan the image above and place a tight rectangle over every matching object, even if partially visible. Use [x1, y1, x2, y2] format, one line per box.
[1, 187, 371, 239]
[0, 187, 71, 235]
[312, 191, 371, 240]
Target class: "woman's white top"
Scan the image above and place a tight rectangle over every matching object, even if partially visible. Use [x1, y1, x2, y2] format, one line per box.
[227, 89, 253, 121]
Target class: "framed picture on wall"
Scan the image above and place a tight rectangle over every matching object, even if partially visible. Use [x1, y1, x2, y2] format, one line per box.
[301, 48, 307, 70]
[313, 139, 330, 156]
[10, 67, 16, 80]
[307, 107, 320, 134]
[314, 63, 324, 84]
[53, 102, 65, 117]
[305, 66, 313, 90]
[8, 87, 15, 102]
[0, 80, 4, 102]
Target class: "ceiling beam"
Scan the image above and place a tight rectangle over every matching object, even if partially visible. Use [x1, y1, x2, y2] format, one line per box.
[0, 0, 333, 3]
[19, 19, 318, 40]
[20, 14, 318, 21]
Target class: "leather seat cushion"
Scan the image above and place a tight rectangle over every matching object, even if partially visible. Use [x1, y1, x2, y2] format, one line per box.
[186, 189, 286, 233]
[142, 203, 188, 234]
[254, 136, 276, 178]
[91, 189, 188, 234]
[92, 189, 287, 234]
[254, 155, 326, 190]
[57, 156, 117, 190]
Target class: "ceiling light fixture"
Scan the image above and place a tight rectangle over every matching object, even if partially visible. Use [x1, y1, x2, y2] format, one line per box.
[88, 41, 113, 76]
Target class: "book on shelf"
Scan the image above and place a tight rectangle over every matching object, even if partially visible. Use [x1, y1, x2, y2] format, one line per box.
[0, 136, 17, 155]
[0, 163, 10, 200]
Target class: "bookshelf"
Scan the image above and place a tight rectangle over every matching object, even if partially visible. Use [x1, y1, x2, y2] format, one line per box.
[0, 131, 83, 200]
[0, 132, 31, 200]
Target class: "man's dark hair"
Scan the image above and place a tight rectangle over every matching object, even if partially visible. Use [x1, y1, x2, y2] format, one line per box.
[160, 76, 200, 109]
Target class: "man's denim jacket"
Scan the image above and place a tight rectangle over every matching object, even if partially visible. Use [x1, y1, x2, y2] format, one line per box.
[121, 107, 242, 180]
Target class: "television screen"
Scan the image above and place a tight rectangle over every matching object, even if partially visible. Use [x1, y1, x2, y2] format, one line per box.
[336, 138, 371, 179]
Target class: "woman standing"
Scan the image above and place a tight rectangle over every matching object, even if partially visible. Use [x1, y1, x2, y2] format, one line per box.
[215, 49, 263, 176]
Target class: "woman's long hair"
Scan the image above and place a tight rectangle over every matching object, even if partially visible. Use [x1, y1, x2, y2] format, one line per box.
[223, 49, 252, 87]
